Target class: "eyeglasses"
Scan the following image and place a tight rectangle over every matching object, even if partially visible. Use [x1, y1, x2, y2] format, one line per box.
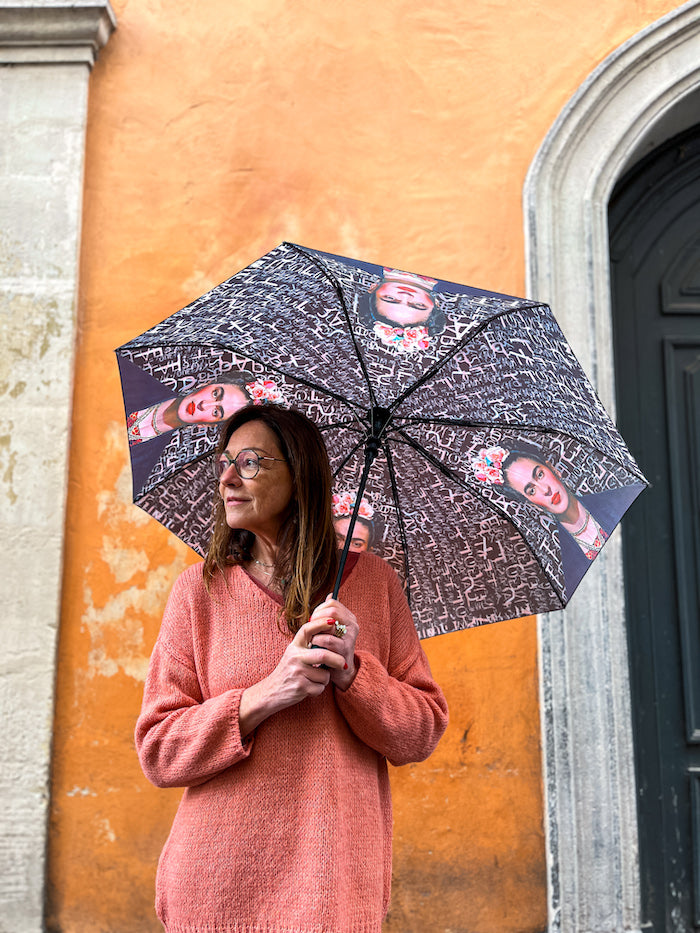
[214, 448, 286, 480]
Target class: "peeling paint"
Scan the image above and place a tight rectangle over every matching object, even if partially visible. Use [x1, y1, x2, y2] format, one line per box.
[96, 818, 116, 843]
[100, 536, 150, 584]
[82, 557, 187, 682]
[95, 423, 151, 528]
[66, 787, 96, 798]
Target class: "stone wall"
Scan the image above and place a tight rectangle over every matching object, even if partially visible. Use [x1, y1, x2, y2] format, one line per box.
[0, 5, 115, 930]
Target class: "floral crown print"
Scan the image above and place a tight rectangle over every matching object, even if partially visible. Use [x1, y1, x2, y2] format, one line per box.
[373, 321, 431, 354]
[332, 490, 375, 520]
[245, 378, 286, 405]
[471, 446, 508, 485]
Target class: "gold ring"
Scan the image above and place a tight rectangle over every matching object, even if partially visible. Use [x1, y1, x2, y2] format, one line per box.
[334, 622, 346, 638]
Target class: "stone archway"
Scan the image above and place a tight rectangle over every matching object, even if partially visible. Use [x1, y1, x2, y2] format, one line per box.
[524, 3, 700, 930]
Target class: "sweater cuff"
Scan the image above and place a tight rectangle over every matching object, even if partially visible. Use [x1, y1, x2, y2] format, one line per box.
[334, 649, 382, 711]
[230, 688, 256, 755]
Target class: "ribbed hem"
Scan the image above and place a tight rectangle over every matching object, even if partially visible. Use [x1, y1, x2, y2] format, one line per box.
[162, 921, 382, 933]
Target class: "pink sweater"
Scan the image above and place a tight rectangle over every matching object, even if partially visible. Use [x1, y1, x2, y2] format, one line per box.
[135, 551, 448, 933]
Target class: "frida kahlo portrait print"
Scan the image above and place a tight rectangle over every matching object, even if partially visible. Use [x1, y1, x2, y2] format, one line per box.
[357, 267, 447, 354]
[127, 376, 285, 445]
[332, 491, 378, 553]
[472, 442, 640, 599]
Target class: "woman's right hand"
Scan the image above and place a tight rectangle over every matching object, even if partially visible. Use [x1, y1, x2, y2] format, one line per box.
[238, 618, 345, 737]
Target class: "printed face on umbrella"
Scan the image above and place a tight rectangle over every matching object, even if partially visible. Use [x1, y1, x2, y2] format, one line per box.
[363, 268, 445, 354]
[177, 382, 250, 425]
[334, 516, 372, 552]
[372, 281, 435, 327]
[503, 457, 576, 520]
[370, 268, 438, 327]
[332, 490, 375, 552]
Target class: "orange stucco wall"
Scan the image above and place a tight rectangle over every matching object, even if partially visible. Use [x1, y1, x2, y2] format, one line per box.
[47, 2, 681, 930]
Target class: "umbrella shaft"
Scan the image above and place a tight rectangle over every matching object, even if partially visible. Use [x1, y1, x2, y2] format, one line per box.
[332, 442, 378, 599]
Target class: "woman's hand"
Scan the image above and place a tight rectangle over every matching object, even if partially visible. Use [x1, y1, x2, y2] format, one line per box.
[309, 595, 359, 692]
[239, 618, 346, 737]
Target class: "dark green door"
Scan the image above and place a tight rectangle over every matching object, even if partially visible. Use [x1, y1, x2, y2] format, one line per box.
[610, 125, 700, 932]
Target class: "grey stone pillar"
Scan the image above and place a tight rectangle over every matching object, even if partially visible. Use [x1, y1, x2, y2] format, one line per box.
[0, 4, 115, 930]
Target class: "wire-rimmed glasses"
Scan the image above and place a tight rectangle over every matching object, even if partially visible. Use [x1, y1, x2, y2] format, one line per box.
[214, 448, 286, 480]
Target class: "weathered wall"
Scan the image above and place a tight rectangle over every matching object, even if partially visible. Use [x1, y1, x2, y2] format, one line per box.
[45, 1, 682, 930]
[0, 6, 115, 930]
[0, 62, 88, 933]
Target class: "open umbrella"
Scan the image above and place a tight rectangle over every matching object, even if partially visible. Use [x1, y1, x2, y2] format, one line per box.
[116, 242, 646, 638]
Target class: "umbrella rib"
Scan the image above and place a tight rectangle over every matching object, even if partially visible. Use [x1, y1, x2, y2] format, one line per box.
[319, 419, 366, 433]
[382, 441, 413, 606]
[124, 340, 368, 421]
[392, 431, 467, 486]
[332, 436, 367, 480]
[388, 302, 547, 417]
[390, 429, 566, 606]
[393, 416, 647, 481]
[288, 244, 379, 409]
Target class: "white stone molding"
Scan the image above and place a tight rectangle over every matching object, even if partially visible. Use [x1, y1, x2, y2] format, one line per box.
[0, 4, 115, 931]
[0, 2, 115, 65]
[524, 2, 700, 930]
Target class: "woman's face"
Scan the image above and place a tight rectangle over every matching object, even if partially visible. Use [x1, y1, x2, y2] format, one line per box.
[334, 517, 370, 552]
[177, 383, 249, 425]
[218, 420, 293, 540]
[504, 457, 574, 517]
[373, 282, 435, 327]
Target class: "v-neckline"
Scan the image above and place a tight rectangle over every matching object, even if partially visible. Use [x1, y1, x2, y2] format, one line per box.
[240, 551, 361, 605]
[241, 566, 284, 605]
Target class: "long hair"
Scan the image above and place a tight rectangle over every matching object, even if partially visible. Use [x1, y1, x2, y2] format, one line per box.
[203, 405, 339, 633]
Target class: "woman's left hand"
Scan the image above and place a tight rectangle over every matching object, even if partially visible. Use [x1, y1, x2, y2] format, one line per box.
[309, 595, 359, 691]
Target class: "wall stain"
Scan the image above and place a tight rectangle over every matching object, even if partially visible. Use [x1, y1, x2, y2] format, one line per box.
[0, 433, 18, 504]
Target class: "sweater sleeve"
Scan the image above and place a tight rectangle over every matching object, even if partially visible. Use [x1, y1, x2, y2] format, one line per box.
[334, 562, 448, 767]
[134, 572, 254, 789]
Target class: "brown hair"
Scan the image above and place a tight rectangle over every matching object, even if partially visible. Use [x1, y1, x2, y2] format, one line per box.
[203, 404, 339, 633]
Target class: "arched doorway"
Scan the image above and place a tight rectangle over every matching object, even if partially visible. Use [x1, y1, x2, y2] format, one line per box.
[524, 3, 700, 929]
[610, 124, 700, 932]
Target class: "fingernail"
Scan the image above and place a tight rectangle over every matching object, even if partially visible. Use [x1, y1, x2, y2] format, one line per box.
[327, 619, 335, 625]
[344, 663, 348, 670]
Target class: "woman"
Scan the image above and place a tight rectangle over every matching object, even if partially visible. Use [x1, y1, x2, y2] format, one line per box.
[358, 268, 447, 353]
[127, 374, 284, 445]
[135, 405, 448, 933]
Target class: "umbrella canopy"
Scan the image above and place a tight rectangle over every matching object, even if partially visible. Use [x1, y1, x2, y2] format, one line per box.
[116, 242, 646, 638]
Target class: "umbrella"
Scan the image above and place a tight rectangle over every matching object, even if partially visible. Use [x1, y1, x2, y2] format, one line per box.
[116, 242, 646, 638]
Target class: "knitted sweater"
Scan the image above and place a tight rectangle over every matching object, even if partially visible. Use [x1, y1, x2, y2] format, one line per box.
[135, 551, 448, 933]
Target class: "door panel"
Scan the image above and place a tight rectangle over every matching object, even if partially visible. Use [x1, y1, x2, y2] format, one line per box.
[665, 338, 700, 741]
[610, 124, 700, 932]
